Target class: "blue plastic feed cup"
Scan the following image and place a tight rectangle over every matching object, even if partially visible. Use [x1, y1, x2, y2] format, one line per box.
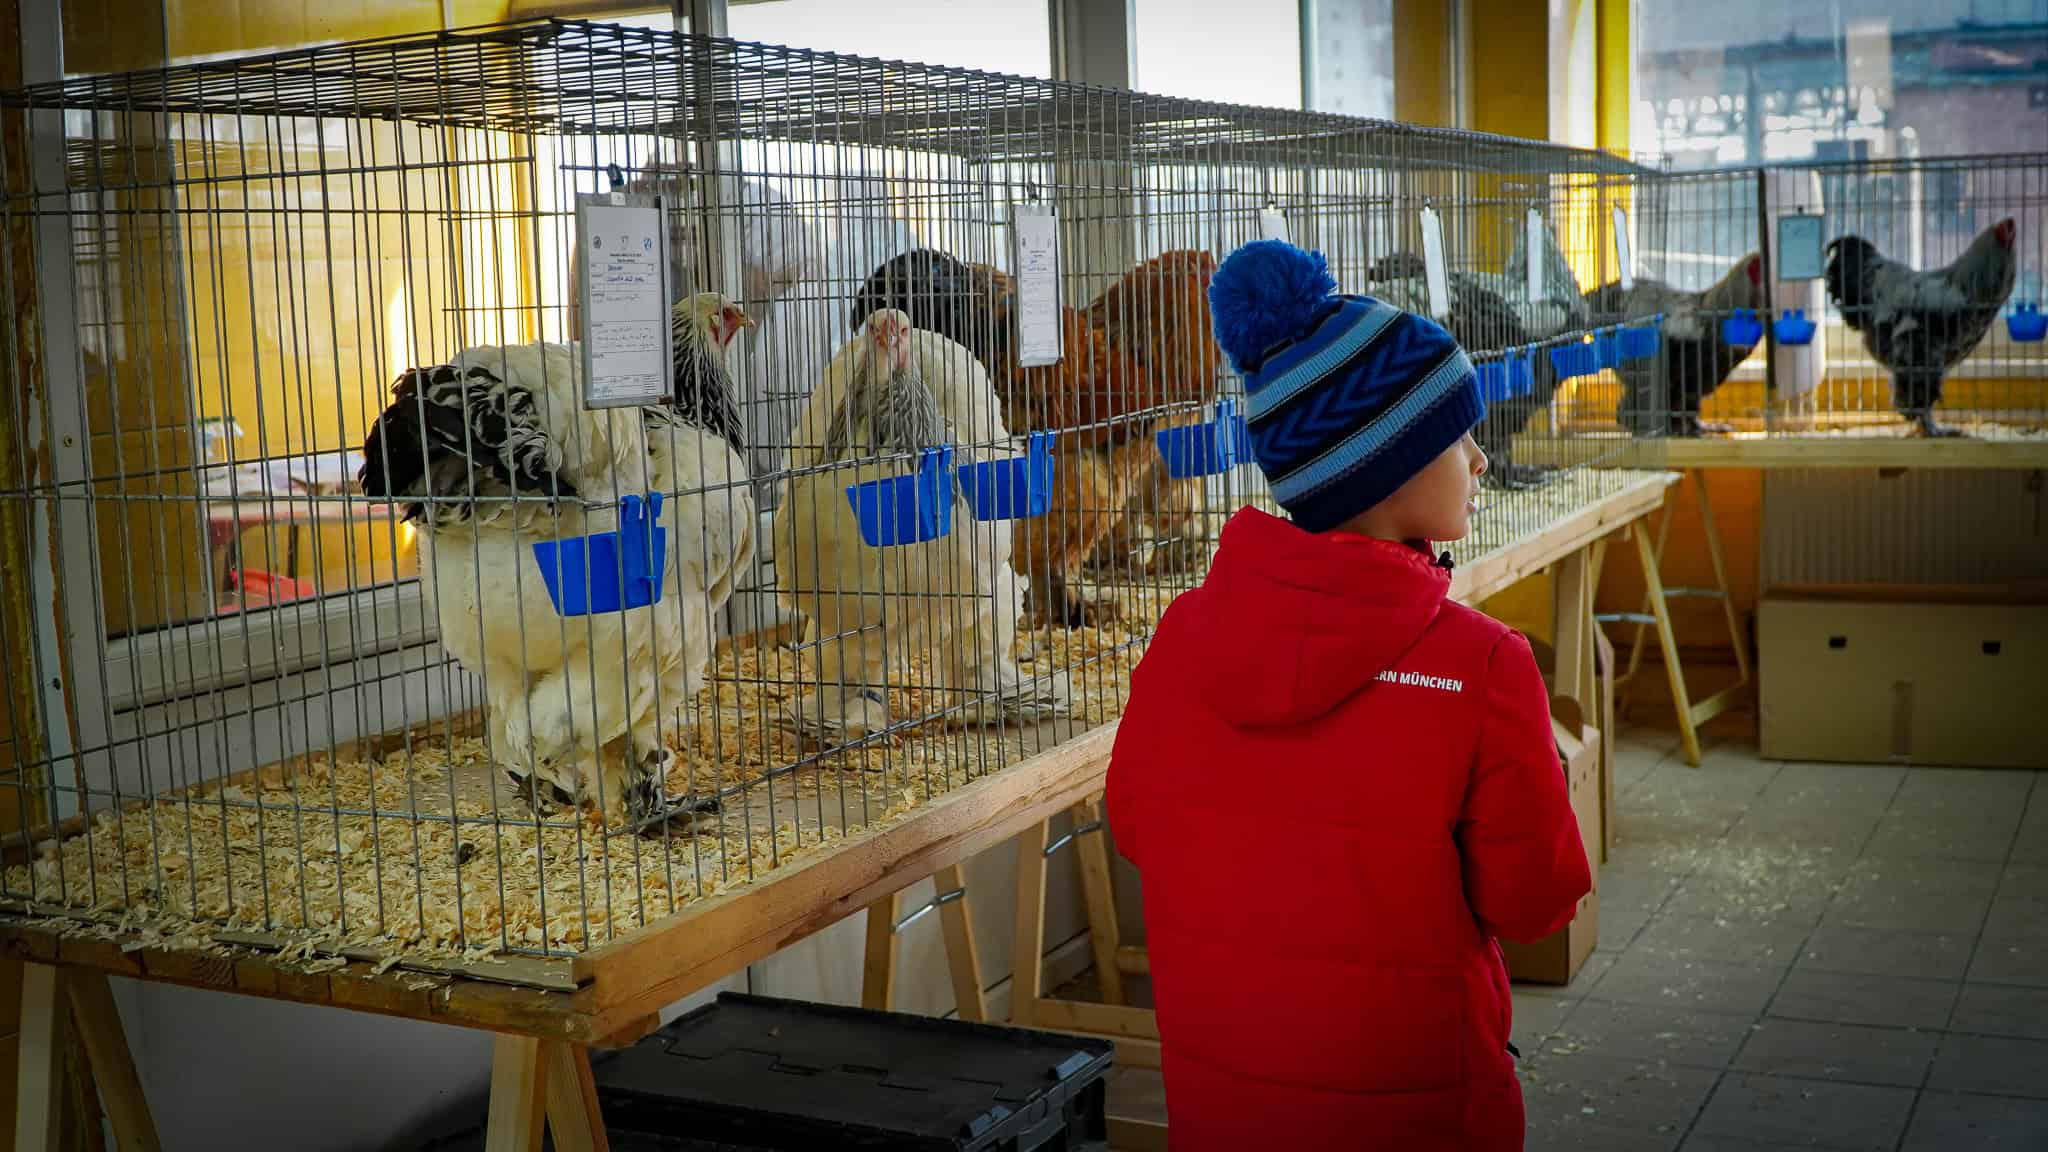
[532, 491, 668, 616]
[1550, 341, 1603, 380]
[1156, 399, 1248, 479]
[1774, 309, 1817, 346]
[1476, 358, 1513, 404]
[1618, 321, 1661, 362]
[1722, 308, 1764, 347]
[2008, 303, 2046, 343]
[847, 446, 956, 547]
[958, 431, 1056, 521]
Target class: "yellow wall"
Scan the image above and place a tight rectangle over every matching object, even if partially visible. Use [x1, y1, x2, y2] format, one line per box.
[1464, 0, 1549, 141]
[2, 0, 41, 826]
[164, 0, 507, 60]
[1392, 0, 1456, 128]
[65, 0, 509, 72]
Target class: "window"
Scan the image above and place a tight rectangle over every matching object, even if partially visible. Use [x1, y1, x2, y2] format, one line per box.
[726, 0, 1051, 78]
[1307, 0, 1396, 119]
[1632, 0, 2048, 168]
[1134, 0, 1302, 107]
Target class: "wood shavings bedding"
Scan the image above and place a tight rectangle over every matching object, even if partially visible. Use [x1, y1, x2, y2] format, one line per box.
[2, 467, 1644, 973]
[2, 592, 1166, 967]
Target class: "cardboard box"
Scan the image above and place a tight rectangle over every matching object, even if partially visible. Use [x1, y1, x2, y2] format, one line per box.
[1594, 627, 1617, 864]
[1501, 701, 1601, 986]
[1760, 596, 2048, 769]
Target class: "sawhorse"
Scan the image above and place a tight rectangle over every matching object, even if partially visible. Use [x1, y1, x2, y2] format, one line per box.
[1598, 469, 1751, 766]
[858, 863, 988, 1022]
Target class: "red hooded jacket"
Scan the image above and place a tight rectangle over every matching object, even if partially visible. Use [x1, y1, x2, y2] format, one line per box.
[1105, 508, 1591, 1151]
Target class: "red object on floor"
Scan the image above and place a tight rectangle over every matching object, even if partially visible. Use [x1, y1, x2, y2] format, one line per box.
[219, 568, 316, 612]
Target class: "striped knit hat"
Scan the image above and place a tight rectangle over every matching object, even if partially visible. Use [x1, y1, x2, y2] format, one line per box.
[1210, 239, 1482, 533]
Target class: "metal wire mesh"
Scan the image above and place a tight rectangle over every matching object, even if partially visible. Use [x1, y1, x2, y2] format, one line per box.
[0, 18, 1655, 969]
[1626, 154, 2046, 439]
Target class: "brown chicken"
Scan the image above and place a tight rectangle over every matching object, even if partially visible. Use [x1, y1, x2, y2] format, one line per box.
[850, 248, 1221, 627]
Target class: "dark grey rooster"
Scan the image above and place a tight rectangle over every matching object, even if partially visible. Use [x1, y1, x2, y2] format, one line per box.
[1825, 218, 2017, 438]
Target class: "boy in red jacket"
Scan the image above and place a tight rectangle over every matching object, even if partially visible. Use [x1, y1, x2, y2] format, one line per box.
[1105, 240, 1592, 1151]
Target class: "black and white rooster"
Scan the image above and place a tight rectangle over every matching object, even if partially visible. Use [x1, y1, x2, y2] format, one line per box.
[1825, 218, 2018, 438]
[358, 292, 756, 829]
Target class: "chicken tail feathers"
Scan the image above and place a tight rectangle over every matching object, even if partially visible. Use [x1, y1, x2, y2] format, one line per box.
[357, 363, 575, 524]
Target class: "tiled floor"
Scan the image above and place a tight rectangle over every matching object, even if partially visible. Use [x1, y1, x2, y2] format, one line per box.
[1514, 721, 2048, 1151]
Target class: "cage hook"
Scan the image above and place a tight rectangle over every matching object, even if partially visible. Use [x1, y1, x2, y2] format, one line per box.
[606, 163, 626, 192]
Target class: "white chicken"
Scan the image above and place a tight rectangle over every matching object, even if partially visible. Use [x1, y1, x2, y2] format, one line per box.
[775, 309, 1067, 742]
[358, 292, 756, 828]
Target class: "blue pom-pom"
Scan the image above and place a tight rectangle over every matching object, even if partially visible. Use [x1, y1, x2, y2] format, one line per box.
[1209, 239, 1338, 373]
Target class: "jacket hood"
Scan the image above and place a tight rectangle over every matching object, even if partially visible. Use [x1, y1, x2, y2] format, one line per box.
[1186, 507, 1451, 728]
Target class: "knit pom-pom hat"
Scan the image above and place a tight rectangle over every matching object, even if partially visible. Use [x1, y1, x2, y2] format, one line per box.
[1209, 239, 1482, 533]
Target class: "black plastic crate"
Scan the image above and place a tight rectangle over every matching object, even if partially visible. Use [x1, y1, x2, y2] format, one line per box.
[593, 993, 1112, 1152]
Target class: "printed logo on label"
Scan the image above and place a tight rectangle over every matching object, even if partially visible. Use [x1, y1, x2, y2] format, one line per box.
[1374, 669, 1465, 694]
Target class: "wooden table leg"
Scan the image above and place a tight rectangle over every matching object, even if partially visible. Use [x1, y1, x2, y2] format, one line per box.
[14, 963, 63, 1152]
[1692, 467, 1753, 705]
[861, 889, 898, 1012]
[1554, 547, 1594, 721]
[1634, 521, 1702, 766]
[1072, 799, 1125, 1006]
[932, 864, 986, 1023]
[485, 1034, 548, 1152]
[66, 970, 159, 1152]
[1011, 819, 1051, 1028]
[543, 1041, 610, 1152]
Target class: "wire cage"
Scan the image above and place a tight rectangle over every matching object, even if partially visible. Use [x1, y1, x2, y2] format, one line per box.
[0, 19, 1651, 972]
[1618, 153, 2047, 442]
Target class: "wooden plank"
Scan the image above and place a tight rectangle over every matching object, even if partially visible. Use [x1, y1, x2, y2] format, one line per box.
[860, 890, 896, 1012]
[1071, 799, 1124, 1007]
[136, 947, 238, 993]
[0, 917, 615, 1045]
[1688, 681, 1751, 729]
[13, 963, 60, 1152]
[209, 929, 580, 994]
[1114, 1036, 1162, 1069]
[1513, 432, 2048, 471]
[1594, 626, 1618, 863]
[1693, 468, 1752, 693]
[1634, 522, 1703, 767]
[65, 969, 159, 1152]
[1011, 1010, 1162, 1068]
[1114, 946, 1149, 977]
[433, 979, 607, 1044]
[328, 962, 436, 1020]
[577, 724, 1118, 1032]
[1027, 997, 1160, 1042]
[1553, 548, 1594, 719]
[1010, 819, 1051, 1029]
[1451, 473, 1677, 607]
[1107, 1116, 1171, 1152]
[484, 1034, 548, 1152]
[931, 864, 985, 1024]
[542, 1042, 609, 1152]
[53, 934, 143, 981]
